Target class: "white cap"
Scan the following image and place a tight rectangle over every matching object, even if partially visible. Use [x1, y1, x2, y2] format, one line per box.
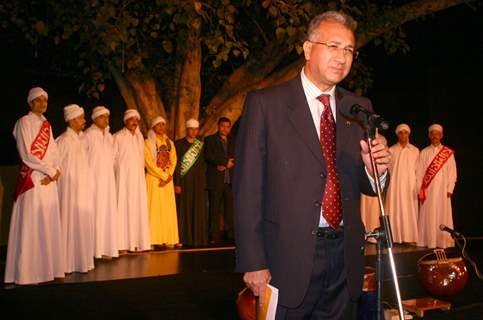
[64, 104, 84, 122]
[91, 106, 110, 120]
[428, 123, 443, 134]
[151, 116, 166, 128]
[27, 87, 48, 104]
[185, 118, 200, 129]
[123, 109, 141, 122]
[395, 123, 410, 134]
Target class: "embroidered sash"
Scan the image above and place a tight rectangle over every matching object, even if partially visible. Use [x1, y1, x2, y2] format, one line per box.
[156, 139, 172, 170]
[14, 120, 51, 201]
[419, 146, 454, 203]
[179, 139, 203, 177]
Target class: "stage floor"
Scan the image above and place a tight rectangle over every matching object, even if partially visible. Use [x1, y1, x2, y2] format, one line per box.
[1, 242, 482, 320]
[0, 242, 429, 287]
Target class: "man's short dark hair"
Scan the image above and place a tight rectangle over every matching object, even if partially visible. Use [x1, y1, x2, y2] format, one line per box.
[218, 117, 231, 125]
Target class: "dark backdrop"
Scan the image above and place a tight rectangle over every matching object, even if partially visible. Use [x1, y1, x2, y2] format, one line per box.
[364, 5, 483, 236]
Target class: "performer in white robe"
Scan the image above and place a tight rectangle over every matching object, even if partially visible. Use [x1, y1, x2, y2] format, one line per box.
[416, 124, 457, 248]
[5, 87, 65, 284]
[384, 124, 420, 243]
[56, 104, 95, 273]
[113, 109, 150, 252]
[84, 106, 119, 258]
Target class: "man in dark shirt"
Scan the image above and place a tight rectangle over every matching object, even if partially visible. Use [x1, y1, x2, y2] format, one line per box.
[204, 117, 235, 245]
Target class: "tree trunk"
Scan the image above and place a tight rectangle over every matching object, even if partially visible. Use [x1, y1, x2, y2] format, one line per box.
[171, 25, 202, 140]
[199, 58, 304, 137]
[203, 40, 286, 118]
[110, 65, 167, 135]
[127, 73, 167, 127]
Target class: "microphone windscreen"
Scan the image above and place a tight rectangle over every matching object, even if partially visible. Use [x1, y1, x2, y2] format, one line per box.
[339, 95, 371, 119]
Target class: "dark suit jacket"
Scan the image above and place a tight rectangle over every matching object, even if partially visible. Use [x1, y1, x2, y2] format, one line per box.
[204, 133, 236, 190]
[234, 75, 382, 307]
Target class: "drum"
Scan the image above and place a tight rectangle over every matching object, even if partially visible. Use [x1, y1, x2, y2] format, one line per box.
[417, 249, 468, 296]
[237, 287, 256, 320]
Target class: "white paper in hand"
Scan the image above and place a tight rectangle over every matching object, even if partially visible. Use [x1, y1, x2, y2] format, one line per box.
[258, 284, 279, 320]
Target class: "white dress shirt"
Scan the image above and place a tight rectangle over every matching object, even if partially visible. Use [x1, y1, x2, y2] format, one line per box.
[300, 69, 386, 227]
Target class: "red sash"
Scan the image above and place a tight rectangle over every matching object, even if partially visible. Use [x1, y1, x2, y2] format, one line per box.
[14, 120, 51, 201]
[419, 146, 454, 203]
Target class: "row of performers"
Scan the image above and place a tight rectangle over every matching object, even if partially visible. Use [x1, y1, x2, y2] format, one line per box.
[362, 123, 457, 249]
[5, 87, 235, 285]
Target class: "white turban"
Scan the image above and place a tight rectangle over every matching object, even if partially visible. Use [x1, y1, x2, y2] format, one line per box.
[64, 104, 84, 122]
[91, 106, 110, 120]
[185, 118, 200, 129]
[27, 87, 48, 104]
[123, 109, 141, 122]
[428, 124, 443, 134]
[151, 116, 166, 128]
[395, 123, 410, 134]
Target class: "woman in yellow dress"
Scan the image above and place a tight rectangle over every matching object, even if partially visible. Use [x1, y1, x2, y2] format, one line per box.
[145, 116, 179, 247]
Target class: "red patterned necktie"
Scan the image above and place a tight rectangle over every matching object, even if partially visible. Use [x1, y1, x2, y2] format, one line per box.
[317, 94, 342, 229]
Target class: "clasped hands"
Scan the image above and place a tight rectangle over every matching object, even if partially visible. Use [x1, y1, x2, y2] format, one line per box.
[159, 174, 173, 187]
[41, 169, 61, 185]
[216, 158, 235, 172]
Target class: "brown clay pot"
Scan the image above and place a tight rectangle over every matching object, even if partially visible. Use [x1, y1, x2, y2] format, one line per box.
[417, 253, 468, 296]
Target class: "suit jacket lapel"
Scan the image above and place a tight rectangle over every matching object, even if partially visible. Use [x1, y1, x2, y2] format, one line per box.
[287, 76, 325, 168]
[335, 87, 357, 162]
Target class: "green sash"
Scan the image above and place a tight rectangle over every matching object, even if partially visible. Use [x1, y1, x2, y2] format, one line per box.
[180, 139, 204, 177]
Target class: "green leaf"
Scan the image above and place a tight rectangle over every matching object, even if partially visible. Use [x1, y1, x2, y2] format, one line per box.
[162, 40, 173, 53]
[275, 27, 285, 39]
[268, 6, 278, 17]
[295, 44, 303, 55]
[33, 21, 47, 36]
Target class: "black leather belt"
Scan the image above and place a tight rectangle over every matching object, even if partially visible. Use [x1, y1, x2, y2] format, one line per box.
[316, 227, 344, 239]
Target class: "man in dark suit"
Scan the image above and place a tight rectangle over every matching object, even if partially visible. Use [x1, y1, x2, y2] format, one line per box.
[234, 11, 391, 319]
[205, 117, 236, 244]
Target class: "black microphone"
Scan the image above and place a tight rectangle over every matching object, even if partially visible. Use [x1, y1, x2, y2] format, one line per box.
[439, 224, 461, 237]
[350, 104, 389, 131]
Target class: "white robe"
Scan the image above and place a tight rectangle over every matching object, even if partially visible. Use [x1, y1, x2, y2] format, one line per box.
[360, 194, 381, 244]
[360, 194, 381, 233]
[84, 124, 119, 258]
[385, 143, 420, 243]
[56, 127, 95, 273]
[5, 112, 64, 284]
[113, 127, 150, 251]
[416, 144, 457, 248]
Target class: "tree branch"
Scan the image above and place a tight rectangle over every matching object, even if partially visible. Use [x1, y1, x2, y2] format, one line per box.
[200, 0, 472, 135]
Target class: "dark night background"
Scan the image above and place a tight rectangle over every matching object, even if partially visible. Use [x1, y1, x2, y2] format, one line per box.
[0, 4, 482, 238]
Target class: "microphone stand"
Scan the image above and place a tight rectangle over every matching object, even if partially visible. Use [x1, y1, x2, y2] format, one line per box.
[363, 115, 405, 320]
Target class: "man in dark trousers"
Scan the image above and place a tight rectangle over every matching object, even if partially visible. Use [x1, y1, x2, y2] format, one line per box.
[234, 11, 391, 319]
[205, 117, 236, 245]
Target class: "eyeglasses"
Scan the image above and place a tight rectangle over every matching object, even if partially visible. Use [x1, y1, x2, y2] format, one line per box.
[309, 41, 359, 59]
